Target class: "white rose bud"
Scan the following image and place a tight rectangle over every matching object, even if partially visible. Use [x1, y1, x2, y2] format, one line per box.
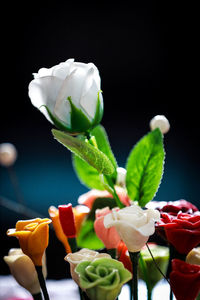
[104, 204, 160, 252]
[116, 167, 127, 187]
[4, 248, 47, 295]
[0, 143, 17, 167]
[28, 59, 103, 134]
[149, 115, 170, 134]
[186, 247, 200, 266]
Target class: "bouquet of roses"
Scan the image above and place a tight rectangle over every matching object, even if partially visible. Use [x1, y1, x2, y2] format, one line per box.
[4, 59, 200, 300]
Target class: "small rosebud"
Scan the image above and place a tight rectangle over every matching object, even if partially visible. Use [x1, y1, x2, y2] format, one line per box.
[186, 247, 200, 266]
[0, 143, 17, 167]
[116, 167, 127, 187]
[4, 248, 47, 295]
[149, 115, 170, 134]
[58, 204, 76, 238]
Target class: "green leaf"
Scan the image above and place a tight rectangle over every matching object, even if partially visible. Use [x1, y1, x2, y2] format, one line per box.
[126, 128, 165, 207]
[91, 125, 117, 172]
[72, 125, 117, 190]
[72, 156, 105, 190]
[52, 129, 115, 176]
[77, 219, 104, 249]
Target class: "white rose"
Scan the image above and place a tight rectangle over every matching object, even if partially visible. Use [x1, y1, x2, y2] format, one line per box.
[28, 59, 103, 134]
[104, 204, 160, 252]
[4, 248, 47, 295]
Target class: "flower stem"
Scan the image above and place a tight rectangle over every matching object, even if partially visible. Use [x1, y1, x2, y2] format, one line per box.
[32, 292, 43, 300]
[107, 248, 117, 259]
[68, 237, 78, 253]
[129, 251, 140, 300]
[35, 266, 50, 300]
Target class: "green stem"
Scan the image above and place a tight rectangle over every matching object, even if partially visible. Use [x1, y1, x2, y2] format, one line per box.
[35, 266, 49, 300]
[32, 292, 43, 300]
[129, 251, 140, 300]
[68, 237, 78, 253]
[104, 175, 125, 208]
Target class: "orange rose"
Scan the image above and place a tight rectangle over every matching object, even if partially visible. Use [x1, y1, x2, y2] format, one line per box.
[7, 218, 51, 266]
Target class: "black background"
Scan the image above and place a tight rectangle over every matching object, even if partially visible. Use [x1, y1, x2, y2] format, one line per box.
[0, 1, 199, 278]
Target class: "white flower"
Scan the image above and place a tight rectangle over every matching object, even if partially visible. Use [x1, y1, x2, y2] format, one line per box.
[116, 167, 127, 187]
[28, 59, 103, 134]
[65, 248, 111, 284]
[4, 248, 47, 295]
[104, 204, 160, 252]
[186, 247, 200, 266]
[0, 143, 17, 167]
[149, 115, 170, 134]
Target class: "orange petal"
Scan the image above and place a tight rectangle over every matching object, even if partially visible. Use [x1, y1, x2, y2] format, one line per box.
[16, 218, 41, 231]
[28, 222, 50, 265]
[73, 205, 90, 234]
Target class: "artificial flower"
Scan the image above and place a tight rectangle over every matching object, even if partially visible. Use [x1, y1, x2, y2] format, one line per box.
[48, 206, 71, 253]
[104, 204, 160, 252]
[7, 218, 51, 266]
[94, 207, 121, 249]
[156, 212, 200, 254]
[170, 259, 200, 300]
[75, 257, 132, 300]
[138, 243, 169, 288]
[28, 59, 103, 134]
[65, 248, 111, 284]
[4, 248, 47, 295]
[149, 115, 170, 134]
[186, 247, 200, 266]
[78, 186, 131, 209]
[147, 199, 199, 216]
[58, 204, 76, 238]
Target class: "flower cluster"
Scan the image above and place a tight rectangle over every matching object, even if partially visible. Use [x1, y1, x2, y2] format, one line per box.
[4, 58, 200, 300]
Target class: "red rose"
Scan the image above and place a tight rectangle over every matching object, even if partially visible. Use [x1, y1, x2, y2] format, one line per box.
[170, 259, 200, 300]
[148, 199, 198, 216]
[156, 212, 200, 254]
[160, 200, 198, 215]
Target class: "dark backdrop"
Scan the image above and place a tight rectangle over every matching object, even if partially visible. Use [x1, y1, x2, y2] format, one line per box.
[0, 1, 199, 278]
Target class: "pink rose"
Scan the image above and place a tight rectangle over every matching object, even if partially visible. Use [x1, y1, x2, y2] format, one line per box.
[94, 207, 121, 249]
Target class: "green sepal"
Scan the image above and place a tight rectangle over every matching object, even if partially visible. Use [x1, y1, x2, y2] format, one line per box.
[42, 105, 74, 133]
[67, 96, 92, 133]
[52, 129, 115, 176]
[126, 128, 165, 207]
[90, 90, 104, 128]
[75, 258, 132, 300]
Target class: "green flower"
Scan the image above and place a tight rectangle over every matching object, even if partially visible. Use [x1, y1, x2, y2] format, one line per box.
[75, 257, 132, 300]
[139, 244, 169, 288]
